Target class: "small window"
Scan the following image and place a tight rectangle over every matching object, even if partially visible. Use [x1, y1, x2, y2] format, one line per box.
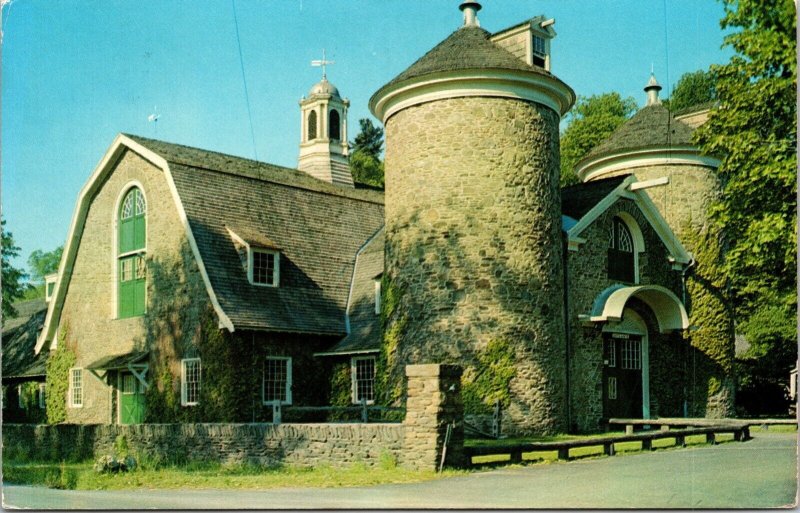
[70, 368, 83, 408]
[533, 34, 546, 55]
[329, 110, 341, 140]
[608, 217, 635, 283]
[605, 339, 617, 367]
[181, 358, 201, 406]
[17, 385, 25, 409]
[38, 384, 46, 409]
[351, 356, 376, 404]
[307, 110, 318, 140]
[374, 280, 381, 315]
[608, 377, 618, 400]
[1, 386, 6, 409]
[249, 249, 279, 287]
[263, 357, 292, 405]
[621, 339, 642, 370]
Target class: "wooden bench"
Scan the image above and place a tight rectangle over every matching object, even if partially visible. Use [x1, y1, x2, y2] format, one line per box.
[464, 425, 749, 465]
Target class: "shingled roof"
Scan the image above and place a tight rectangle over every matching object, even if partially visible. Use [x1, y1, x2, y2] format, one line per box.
[3, 299, 48, 379]
[379, 26, 548, 90]
[126, 135, 385, 335]
[561, 175, 630, 220]
[579, 105, 695, 165]
[322, 231, 384, 355]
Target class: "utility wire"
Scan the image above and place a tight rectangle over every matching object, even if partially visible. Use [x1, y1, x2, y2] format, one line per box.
[232, 0, 259, 161]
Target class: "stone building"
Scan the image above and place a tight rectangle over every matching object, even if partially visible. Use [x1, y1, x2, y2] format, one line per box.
[30, 2, 733, 433]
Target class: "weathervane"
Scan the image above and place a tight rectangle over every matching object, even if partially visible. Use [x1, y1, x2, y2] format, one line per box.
[311, 49, 334, 80]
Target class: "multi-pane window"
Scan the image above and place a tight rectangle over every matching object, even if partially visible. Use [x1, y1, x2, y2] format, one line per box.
[263, 357, 292, 405]
[621, 339, 642, 370]
[118, 187, 146, 318]
[70, 368, 83, 407]
[608, 217, 636, 283]
[329, 110, 341, 140]
[38, 384, 46, 409]
[250, 249, 279, 287]
[352, 356, 376, 404]
[181, 358, 201, 406]
[533, 34, 546, 55]
[606, 339, 617, 367]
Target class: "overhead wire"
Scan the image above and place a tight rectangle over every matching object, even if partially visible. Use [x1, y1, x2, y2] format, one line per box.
[232, 0, 260, 161]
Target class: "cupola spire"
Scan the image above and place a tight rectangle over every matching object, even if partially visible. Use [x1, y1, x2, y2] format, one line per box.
[644, 72, 663, 106]
[459, 1, 481, 27]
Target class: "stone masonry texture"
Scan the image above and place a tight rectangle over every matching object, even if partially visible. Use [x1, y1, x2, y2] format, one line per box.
[58, 150, 197, 425]
[587, 164, 734, 417]
[384, 96, 566, 435]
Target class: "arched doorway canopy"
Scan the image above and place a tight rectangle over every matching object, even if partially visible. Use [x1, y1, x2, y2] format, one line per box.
[589, 284, 689, 333]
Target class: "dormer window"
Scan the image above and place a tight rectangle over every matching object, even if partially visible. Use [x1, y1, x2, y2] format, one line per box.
[44, 273, 58, 303]
[374, 279, 381, 315]
[249, 248, 280, 287]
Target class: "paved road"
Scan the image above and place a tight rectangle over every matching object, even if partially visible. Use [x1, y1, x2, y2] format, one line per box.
[3, 432, 797, 509]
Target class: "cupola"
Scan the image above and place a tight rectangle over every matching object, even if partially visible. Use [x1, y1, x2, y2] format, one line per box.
[298, 53, 353, 187]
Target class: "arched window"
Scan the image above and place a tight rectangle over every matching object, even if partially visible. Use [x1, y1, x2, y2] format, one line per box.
[307, 111, 317, 140]
[118, 187, 146, 318]
[608, 217, 635, 283]
[329, 109, 341, 141]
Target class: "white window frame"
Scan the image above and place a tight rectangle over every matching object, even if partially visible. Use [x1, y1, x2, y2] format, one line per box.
[44, 273, 58, 303]
[262, 357, 292, 406]
[69, 368, 83, 408]
[17, 385, 25, 409]
[351, 356, 376, 405]
[374, 279, 381, 315]
[39, 383, 46, 409]
[608, 377, 618, 400]
[181, 358, 201, 406]
[248, 248, 280, 287]
[1, 386, 6, 409]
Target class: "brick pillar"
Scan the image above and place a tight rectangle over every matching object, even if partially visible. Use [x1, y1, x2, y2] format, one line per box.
[402, 364, 466, 470]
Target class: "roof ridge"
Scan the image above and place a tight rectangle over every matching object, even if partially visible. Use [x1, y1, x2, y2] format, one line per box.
[123, 133, 384, 205]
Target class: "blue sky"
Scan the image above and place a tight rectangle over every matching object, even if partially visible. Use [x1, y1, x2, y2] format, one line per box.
[2, 1, 734, 273]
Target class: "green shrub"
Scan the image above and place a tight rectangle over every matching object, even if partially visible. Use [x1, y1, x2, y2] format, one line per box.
[45, 329, 76, 424]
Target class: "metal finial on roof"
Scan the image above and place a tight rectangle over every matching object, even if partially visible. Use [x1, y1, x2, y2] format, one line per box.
[311, 49, 335, 80]
[644, 72, 663, 106]
[459, 1, 481, 27]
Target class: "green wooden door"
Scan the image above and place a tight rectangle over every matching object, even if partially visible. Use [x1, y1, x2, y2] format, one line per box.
[119, 372, 146, 424]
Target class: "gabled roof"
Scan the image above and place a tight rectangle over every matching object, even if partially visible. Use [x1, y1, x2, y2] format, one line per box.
[561, 175, 630, 220]
[319, 230, 384, 356]
[38, 134, 384, 352]
[3, 299, 48, 379]
[579, 105, 695, 165]
[381, 26, 549, 90]
[563, 175, 692, 267]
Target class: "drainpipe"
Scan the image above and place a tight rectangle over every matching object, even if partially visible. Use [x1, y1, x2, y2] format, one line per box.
[680, 256, 696, 418]
[562, 236, 572, 432]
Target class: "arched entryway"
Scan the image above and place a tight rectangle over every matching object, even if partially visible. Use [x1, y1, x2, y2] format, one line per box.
[590, 285, 689, 419]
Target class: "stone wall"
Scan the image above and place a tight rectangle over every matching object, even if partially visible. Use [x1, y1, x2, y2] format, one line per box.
[383, 96, 566, 435]
[3, 364, 465, 471]
[57, 149, 197, 424]
[2, 423, 404, 468]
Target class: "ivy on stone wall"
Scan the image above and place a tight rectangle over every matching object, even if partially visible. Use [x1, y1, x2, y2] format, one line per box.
[45, 328, 76, 424]
[461, 339, 517, 415]
[376, 274, 406, 406]
[328, 361, 352, 421]
[680, 224, 735, 416]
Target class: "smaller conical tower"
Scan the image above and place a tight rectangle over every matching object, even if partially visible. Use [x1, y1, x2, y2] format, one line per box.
[644, 73, 662, 106]
[298, 69, 353, 187]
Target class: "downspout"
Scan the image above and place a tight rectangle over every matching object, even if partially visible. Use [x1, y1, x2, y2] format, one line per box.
[562, 234, 572, 433]
[680, 256, 696, 418]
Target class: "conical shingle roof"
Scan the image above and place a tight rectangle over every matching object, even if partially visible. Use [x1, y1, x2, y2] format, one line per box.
[580, 104, 696, 164]
[380, 26, 548, 90]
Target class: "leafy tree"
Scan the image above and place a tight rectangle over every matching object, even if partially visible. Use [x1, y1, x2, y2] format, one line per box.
[559, 92, 637, 186]
[664, 69, 716, 112]
[1, 219, 27, 320]
[694, 0, 797, 415]
[350, 118, 385, 188]
[351, 118, 383, 159]
[694, 0, 796, 309]
[27, 246, 63, 284]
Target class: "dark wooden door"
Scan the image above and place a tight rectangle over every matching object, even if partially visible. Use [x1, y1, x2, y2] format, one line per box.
[603, 334, 643, 419]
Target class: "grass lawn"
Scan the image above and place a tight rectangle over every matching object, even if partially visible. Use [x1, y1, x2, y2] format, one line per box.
[2, 458, 466, 491]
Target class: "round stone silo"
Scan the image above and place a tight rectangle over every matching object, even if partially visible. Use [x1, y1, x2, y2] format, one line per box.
[369, 5, 575, 434]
